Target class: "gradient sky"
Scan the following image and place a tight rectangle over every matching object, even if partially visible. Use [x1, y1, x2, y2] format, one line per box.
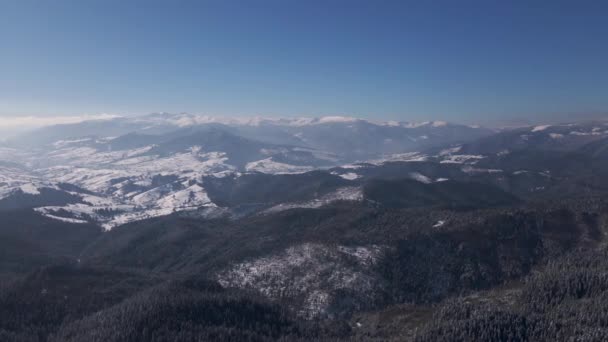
[1, 0, 607, 124]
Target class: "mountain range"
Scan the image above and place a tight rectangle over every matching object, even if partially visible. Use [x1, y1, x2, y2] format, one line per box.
[0, 114, 496, 228]
[3, 114, 608, 341]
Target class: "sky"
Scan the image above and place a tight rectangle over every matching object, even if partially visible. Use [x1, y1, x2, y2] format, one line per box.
[1, 0, 608, 125]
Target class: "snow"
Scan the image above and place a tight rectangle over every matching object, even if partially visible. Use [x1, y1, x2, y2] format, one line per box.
[13, 142, 229, 229]
[52, 138, 92, 148]
[289, 147, 339, 162]
[439, 146, 462, 156]
[340, 163, 365, 169]
[156, 114, 365, 127]
[132, 184, 175, 207]
[38, 213, 88, 224]
[264, 187, 363, 214]
[245, 158, 313, 174]
[368, 152, 428, 165]
[433, 220, 446, 228]
[336, 172, 360, 180]
[155, 184, 214, 209]
[336, 245, 382, 266]
[86, 113, 474, 132]
[462, 166, 503, 174]
[0, 163, 54, 199]
[549, 133, 564, 139]
[216, 243, 384, 319]
[432, 121, 448, 127]
[570, 131, 604, 136]
[42, 197, 220, 231]
[0, 114, 498, 229]
[19, 183, 40, 195]
[403, 121, 449, 128]
[440, 154, 485, 164]
[409, 172, 432, 184]
[532, 125, 551, 132]
[317, 116, 359, 124]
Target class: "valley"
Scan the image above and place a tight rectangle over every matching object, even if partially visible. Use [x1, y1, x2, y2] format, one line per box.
[2, 115, 608, 341]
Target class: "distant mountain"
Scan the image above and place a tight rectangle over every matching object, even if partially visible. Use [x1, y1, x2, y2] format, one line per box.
[4, 115, 608, 341]
[0, 114, 498, 228]
[227, 118, 493, 160]
[9, 113, 493, 160]
[2, 114, 608, 230]
[459, 121, 608, 155]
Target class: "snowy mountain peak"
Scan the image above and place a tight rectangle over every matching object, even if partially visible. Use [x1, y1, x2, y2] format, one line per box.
[87, 113, 468, 129]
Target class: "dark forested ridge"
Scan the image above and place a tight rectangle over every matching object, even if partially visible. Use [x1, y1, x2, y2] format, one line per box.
[2, 197, 608, 341]
[5, 122, 608, 341]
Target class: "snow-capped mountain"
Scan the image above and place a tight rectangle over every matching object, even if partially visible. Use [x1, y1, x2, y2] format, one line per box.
[0, 114, 493, 229]
[4, 114, 607, 230]
[458, 120, 608, 155]
[8, 113, 493, 158]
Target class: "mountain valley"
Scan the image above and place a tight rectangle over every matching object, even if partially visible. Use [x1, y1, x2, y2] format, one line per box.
[2, 114, 608, 341]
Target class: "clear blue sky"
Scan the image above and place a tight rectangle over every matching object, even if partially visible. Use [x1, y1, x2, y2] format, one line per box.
[1, 0, 607, 123]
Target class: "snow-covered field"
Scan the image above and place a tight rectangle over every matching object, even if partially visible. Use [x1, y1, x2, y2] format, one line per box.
[1, 135, 365, 228]
[0, 133, 506, 229]
[0, 143, 231, 229]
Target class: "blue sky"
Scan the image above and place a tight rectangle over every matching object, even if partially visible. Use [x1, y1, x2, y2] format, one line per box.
[1, 0, 607, 124]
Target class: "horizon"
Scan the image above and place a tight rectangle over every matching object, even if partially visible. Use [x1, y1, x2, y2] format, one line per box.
[1, 111, 608, 136]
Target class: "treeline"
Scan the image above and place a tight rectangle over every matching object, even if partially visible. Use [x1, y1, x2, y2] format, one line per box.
[0, 266, 157, 342]
[415, 249, 608, 341]
[0, 266, 350, 342]
[1, 199, 608, 341]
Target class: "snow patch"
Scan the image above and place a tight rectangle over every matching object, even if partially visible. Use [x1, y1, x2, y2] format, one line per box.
[440, 155, 485, 164]
[570, 131, 603, 136]
[433, 220, 446, 228]
[264, 186, 363, 214]
[38, 213, 88, 224]
[439, 146, 462, 156]
[368, 152, 428, 165]
[532, 125, 551, 132]
[334, 172, 360, 180]
[52, 138, 92, 148]
[403, 121, 448, 128]
[409, 172, 432, 184]
[462, 166, 503, 174]
[19, 183, 41, 195]
[245, 158, 314, 174]
[216, 243, 384, 319]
